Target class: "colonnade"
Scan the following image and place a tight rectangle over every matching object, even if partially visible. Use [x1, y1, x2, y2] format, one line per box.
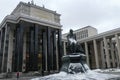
[0, 21, 62, 74]
[62, 33, 120, 69]
[82, 34, 120, 69]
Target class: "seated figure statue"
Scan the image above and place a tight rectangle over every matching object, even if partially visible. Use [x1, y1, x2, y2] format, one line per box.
[66, 29, 84, 54]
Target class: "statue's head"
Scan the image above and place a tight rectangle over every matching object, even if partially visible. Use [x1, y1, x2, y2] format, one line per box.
[70, 29, 73, 34]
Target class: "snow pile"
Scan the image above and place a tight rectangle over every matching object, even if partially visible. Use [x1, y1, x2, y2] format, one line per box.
[86, 70, 119, 80]
[31, 72, 87, 80]
[31, 70, 119, 80]
[93, 68, 120, 73]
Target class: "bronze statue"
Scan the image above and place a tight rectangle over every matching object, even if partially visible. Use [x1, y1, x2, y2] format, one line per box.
[66, 29, 84, 54]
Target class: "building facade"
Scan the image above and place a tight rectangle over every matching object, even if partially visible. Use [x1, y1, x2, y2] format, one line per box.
[0, 2, 63, 74]
[62, 26, 120, 69]
[62, 26, 98, 41]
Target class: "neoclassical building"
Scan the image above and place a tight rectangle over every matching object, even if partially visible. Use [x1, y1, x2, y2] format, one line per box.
[0, 2, 63, 74]
[62, 26, 120, 69]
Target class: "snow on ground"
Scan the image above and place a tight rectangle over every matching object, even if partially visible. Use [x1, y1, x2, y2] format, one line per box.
[93, 68, 120, 73]
[31, 70, 120, 80]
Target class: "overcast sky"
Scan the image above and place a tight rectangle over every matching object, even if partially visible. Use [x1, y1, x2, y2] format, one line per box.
[0, 0, 120, 34]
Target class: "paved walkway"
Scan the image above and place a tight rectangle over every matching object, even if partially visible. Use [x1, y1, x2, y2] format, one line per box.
[0, 76, 38, 80]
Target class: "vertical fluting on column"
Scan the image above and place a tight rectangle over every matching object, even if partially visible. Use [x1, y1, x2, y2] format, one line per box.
[115, 34, 120, 67]
[103, 37, 110, 68]
[84, 42, 90, 67]
[93, 40, 99, 69]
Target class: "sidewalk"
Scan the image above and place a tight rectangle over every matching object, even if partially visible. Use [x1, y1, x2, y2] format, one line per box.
[0, 76, 38, 80]
[0, 71, 42, 79]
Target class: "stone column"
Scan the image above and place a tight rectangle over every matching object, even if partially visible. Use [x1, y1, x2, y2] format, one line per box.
[84, 42, 90, 67]
[57, 29, 62, 70]
[93, 40, 99, 68]
[15, 22, 24, 72]
[100, 41, 105, 68]
[109, 38, 115, 67]
[50, 30, 54, 71]
[63, 41, 67, 55]
[0, 29, 3, 72]
[115, 34, 120, 67]
[7, 26, 13, 72]
[13, 27, 17, 72]
[42, 31, 47, 72]
[2, 23, 11, 72]
[0, 31, 1, 51]
[47, 27, 51, 72]
[29, 27, 34, 71]
[103, 37, 110, 68]
[34, 25, 39, 71]
[56, 36, 59, 70]
[53, 31, 57, 70]
[1, 25, 8, 72]
[22, 33, 26, 72]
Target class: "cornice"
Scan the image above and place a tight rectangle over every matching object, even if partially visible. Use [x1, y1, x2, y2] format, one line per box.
[11, 2, 61, 16]
[78, 27, 120, 43]
[0, 13, 62, 30]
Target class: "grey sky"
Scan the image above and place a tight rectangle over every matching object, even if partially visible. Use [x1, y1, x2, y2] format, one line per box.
[0, 0, 120, 34]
